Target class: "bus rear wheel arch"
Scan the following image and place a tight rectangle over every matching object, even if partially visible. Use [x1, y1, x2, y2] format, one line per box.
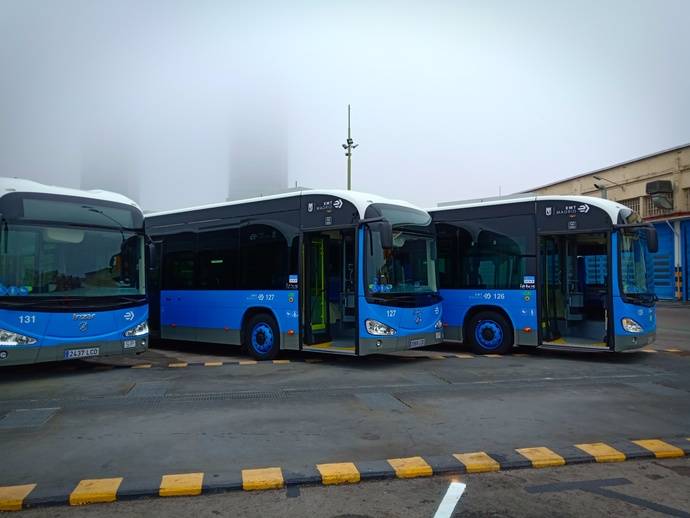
[466, 310, 514, 355]
[242, 311, 281, 360]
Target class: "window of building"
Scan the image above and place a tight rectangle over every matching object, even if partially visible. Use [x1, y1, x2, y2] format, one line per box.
[618, 197, 640, 215]
[644, 193, 673, 217]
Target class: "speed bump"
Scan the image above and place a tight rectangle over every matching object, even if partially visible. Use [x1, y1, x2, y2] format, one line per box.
[516, 447, 566, 468]
[632, 439, 685, 459]
[575, 443, 625, 463]
[387, 456, 433, 478]
[453, 452, 500, 473]
[159, 472, 204, 497]
[70, 478, 122, 505]
[0, 484, 36, 511]
[316, 462, 361, 485]
[241, 467, 284, 490]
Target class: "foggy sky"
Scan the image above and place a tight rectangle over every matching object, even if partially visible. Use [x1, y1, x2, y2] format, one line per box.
[1, 0, 689, 211]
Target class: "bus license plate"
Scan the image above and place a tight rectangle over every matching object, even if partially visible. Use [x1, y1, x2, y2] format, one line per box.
[410, 338, 426, 348]
[64, 347, 100, 360]
[123, 340, 136, 349]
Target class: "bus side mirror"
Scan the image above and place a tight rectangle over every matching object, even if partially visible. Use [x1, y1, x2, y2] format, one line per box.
[369, 220, 393, 250]
[645, 226, 658, 253]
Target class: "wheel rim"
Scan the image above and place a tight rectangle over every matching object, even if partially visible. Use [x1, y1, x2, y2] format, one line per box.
[251, 323, 274, 353]
[474, 320, 503, 350]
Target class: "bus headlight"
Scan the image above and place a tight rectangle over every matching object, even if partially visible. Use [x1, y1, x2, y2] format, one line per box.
[125, 321, 149, 337]
[621, 318, 643, 333]
[0, 329, 37, 346]
[365, 319, 396, 336]
[435, 320, 443, 330]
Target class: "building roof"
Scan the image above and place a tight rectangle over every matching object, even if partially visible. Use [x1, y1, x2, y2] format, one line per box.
[523, 142, 690, 193]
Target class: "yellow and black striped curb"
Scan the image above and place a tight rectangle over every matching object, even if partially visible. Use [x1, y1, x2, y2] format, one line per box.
[118, 347, 688, 370]
[1, 437, 688, 511]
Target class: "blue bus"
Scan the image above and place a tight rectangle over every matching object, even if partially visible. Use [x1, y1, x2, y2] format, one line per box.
[0, 178, 149, 366]
[430, 195, 658, 354]
[146, 190, 443, 359]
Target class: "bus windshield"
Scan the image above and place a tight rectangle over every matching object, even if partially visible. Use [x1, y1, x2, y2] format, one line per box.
[0, 223, 145, 299]
[366, 229, 438, 296]
[619, 227, 655, 298]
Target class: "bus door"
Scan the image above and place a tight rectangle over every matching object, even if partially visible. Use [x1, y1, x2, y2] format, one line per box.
[539, 232, 609, 349]
[303, 233, 331, 345]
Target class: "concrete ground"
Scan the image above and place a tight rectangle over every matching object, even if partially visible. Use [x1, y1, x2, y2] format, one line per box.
[0, 304, 689, 516]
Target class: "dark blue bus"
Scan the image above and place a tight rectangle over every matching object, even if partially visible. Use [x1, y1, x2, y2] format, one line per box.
[0, 178, 149, 366]
[430, 195, 658, 354]
[146, 190, 443, 359]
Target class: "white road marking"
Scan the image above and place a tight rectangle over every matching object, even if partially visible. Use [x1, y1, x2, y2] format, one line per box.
[433, 481, 466, 518]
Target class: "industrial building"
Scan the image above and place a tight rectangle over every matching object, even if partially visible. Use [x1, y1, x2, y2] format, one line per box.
[529, 143, 690, 301]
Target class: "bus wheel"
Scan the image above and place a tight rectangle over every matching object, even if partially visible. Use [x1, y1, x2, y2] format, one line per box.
[245, 314, 280, 360]
[467, 311, 513, 355]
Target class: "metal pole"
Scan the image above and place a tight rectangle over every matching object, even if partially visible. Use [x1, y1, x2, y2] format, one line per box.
[347, 104, 352, 190]
[342, 104, 357, 191]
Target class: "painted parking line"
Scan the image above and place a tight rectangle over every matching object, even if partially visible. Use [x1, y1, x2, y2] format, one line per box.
[632, 439, 685, 459]
[575, 442, 626, 462]
[69, 478, 123, 506]
[388, 457, 433, 478]
[167, 362, 188, 368]
[159, 473, 204, 497]
[0, 484, 36, 512]
[516, 447, 566, 468]
[203, 361, 224, 367]
[131, 363, 153, 368]
[241, 467, 284, 491]
[316, 462, 361, 485]
[272, 360, 291, 364]
[453, 452, 500, 473]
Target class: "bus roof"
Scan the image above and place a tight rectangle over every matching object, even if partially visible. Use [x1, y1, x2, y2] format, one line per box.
[429, 194, 629, 224]
[147, 189, 424, 220]
[0, 177, 141, 210]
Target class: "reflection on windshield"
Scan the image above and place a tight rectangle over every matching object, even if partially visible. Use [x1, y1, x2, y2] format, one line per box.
[0, 224, 145, 297]
[620, 228, 654, 296]
[367, 230, 437, 294]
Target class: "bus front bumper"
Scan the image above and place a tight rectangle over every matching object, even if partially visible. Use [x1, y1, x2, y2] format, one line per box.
[359, 330, 443, 356]
[614, 331, 656, 352]
[0, 337, 149, 367]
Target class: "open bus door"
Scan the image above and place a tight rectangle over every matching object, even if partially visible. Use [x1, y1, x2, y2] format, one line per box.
[302, 233, 332, 345]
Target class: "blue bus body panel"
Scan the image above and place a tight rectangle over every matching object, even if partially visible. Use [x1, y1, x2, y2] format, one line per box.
[0, 305, 149, 365]
[610, 232, 656, 350]
[160, 290, 299, 335]
[0, 305, 148, 346]
[439, 289, 538, 342]
[650, 223, 675, 299]
[357, 297, 442, 339]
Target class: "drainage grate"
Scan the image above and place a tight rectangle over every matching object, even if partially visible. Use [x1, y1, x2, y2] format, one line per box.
[169, 391, 287, 402]
[0, 407, 60, 429]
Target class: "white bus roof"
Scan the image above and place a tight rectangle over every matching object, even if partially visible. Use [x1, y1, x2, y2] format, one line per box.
[429, 194, 629, 224]
[0, 177, 141, 210]
[148, 189, 425, 220]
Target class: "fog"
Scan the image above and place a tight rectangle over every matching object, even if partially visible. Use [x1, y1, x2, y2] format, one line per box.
[1, 0, 689, 211]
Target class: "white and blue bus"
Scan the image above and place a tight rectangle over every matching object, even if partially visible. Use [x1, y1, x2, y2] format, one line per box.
[146, 190, 443, 359]
[0, 178, 149, 366]
[430, 195, 658, 354]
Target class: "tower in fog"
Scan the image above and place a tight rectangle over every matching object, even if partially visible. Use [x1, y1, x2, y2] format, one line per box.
[227, 89, 288, 200]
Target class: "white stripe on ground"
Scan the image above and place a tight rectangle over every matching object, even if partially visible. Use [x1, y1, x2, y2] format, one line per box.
[433, 481, 466, 518]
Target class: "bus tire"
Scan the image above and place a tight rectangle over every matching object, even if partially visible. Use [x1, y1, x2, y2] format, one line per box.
[467, 311, 513, 355]
[244, 314, 280, 360]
